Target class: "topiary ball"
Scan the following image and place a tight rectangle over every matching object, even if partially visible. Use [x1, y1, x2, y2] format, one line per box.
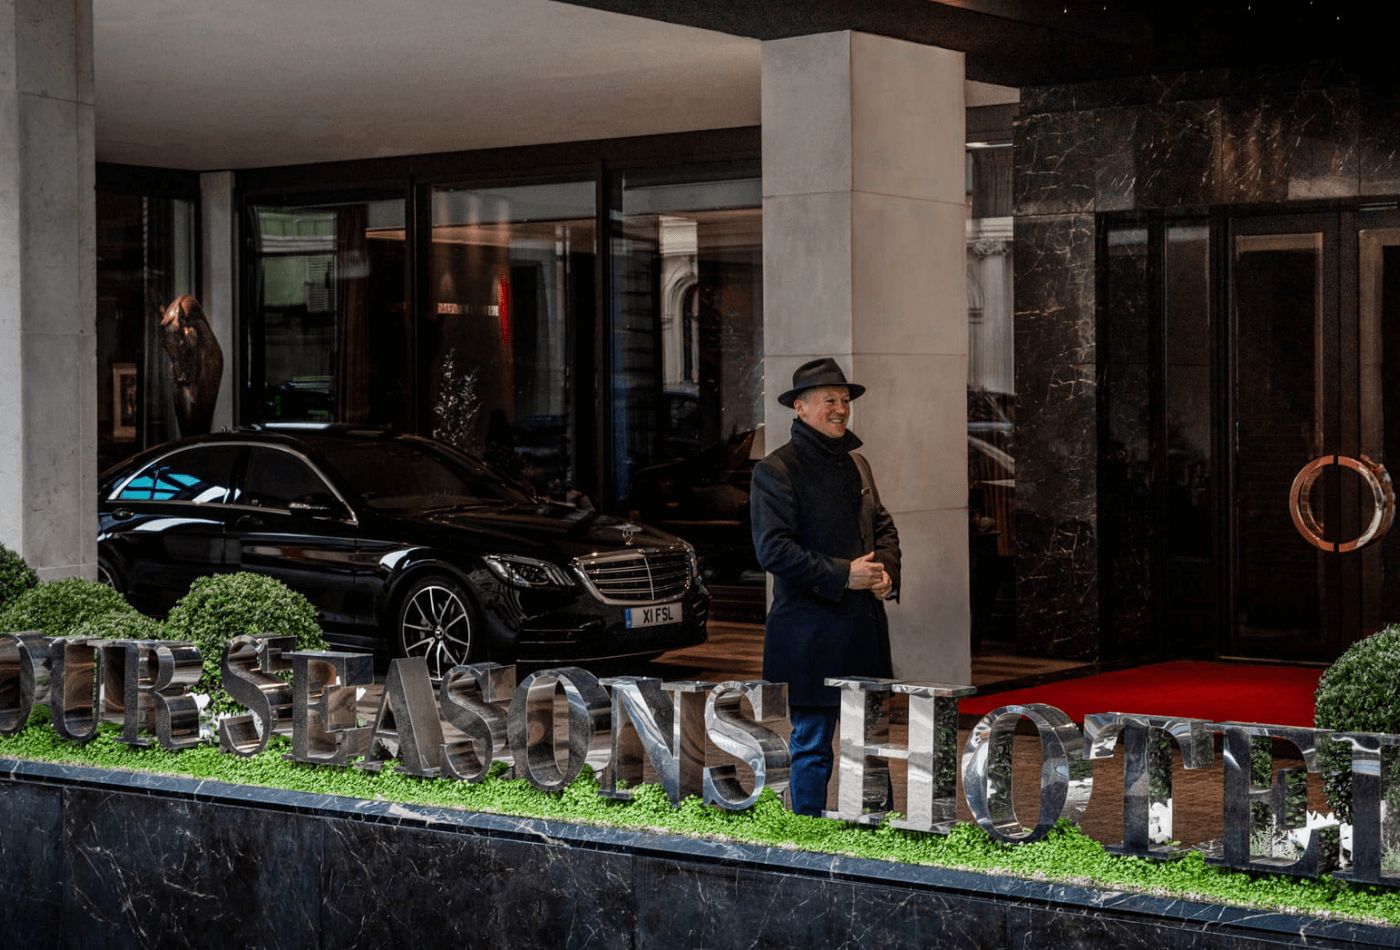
[68, 612, 165, 643]
[163, 572, 327, 708]
[0, 543, 39, 612]
[1314, 624, 1400, 822]
[0, 578, 139, 638]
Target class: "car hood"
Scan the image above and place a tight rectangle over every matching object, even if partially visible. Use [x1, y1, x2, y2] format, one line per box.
[383, 503, 684, 559]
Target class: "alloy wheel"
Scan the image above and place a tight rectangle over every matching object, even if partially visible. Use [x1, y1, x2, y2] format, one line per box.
[399, 583, 473, 681]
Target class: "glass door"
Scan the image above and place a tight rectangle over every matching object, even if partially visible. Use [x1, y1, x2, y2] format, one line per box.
[1356, 213, 1400, 640]
[1228, 213, 1342, 659]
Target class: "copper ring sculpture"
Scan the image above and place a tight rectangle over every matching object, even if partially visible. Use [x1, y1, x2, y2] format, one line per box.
[1288, 454, 1396, 553]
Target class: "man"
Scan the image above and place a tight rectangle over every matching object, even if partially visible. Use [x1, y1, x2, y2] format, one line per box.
[749, 357, 901, 816]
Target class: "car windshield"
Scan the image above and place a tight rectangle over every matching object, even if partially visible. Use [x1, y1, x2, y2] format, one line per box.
[316, 439, 534, 511]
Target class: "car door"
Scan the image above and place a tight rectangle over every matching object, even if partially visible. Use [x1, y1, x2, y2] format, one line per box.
[103, 444, 242, 615]
[228, 445, 361, 630]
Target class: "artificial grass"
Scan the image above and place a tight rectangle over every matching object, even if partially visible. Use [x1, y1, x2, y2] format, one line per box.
[3, 715, 1400, 928]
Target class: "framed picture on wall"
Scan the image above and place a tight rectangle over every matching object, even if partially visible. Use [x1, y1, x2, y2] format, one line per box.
[112, 362, 137, 441]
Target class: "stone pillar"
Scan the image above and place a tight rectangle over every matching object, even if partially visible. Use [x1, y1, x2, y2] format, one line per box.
[0, 0, 96, 579]
[200, 171, 236, 431]
[761, 32, 970, 683]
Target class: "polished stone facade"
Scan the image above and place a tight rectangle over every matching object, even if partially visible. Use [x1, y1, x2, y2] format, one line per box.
[1012, 66, 1400, 659]
[3, 757, 1396, 949]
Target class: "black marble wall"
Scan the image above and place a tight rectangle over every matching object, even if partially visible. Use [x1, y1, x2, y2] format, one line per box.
[2, 758, 1396, 950]
[1013, 64, 1400, 659]
[1012, 215, 1098, 656]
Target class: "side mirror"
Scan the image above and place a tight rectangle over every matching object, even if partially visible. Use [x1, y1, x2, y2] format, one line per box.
[288, 492, 349, 520]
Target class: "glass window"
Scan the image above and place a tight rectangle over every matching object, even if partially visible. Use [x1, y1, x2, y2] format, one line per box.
[115, 446, 239, 504]
[965, 144, 1016, 650]
[1164, 222, 1215, 650]
[1233, 231, 1325, 639]
[609, 167, 764, 606]
[1099, 224, 1155, 652]
[1165, 225, 1213, 559]
[1361, 232, 1400, 633]
[248, 199, 409, 428]
[425, 181, 595, 502]
[243, 447, 333, 510]
[96, 190, 197, 471]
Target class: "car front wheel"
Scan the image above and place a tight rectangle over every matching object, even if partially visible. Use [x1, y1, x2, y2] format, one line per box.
[97, 556, 123, 593]
[395, 576, 480, 681]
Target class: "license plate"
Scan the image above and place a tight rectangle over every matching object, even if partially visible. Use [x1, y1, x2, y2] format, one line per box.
[625, 602, 680, 629]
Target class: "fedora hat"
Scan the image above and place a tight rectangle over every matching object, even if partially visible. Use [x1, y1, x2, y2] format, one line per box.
[777, 357, 866, 408]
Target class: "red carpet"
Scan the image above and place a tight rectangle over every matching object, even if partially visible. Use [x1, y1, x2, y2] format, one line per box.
[961, 661, 1322, 727]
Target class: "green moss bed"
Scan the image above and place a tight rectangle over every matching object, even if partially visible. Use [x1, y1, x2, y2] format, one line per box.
[2, 715, 1399, 928]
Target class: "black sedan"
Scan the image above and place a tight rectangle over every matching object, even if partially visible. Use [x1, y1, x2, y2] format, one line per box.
[97, 426, 709, 676]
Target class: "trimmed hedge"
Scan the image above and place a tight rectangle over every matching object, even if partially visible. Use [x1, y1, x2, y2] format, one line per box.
[0, 578, 139, 638]
[68, 611, 165, 643]
[1314, 624, 1400, 823]
[0, 543, 38, 612]
[163, 572, 327, 709]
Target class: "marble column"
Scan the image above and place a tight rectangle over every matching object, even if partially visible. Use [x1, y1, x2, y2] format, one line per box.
[200, 171, 236, 432]
[761, 32, 970, 682]
[0, 0, 96, 579]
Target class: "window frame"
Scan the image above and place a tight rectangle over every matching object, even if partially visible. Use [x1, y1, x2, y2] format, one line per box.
[235, 128, 762, 517]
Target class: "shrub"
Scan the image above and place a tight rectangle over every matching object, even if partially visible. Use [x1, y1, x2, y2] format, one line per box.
[1314, 624, 1400, 822]
[68, 611, 165, 643]
[163, 572, 327, 708]
[0, 578, 139, 638]
[0, 543, 38, 612]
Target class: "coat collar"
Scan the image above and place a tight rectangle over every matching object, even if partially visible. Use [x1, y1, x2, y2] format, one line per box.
[790, 418, 862, 456]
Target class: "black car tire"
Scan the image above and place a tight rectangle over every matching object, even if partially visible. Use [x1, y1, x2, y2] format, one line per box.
[394, 575, 482, 681]
[97, 556, 124, 594]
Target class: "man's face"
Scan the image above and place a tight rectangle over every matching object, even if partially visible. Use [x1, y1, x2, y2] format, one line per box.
[794, 385, 852, 439]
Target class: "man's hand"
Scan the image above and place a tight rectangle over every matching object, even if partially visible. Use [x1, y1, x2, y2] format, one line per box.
[847, 552, 886, 590]
[871, 570, 893, 600]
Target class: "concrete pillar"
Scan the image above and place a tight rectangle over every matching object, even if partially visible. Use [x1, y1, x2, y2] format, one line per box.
[761, 31, 970, 683]
[0, 0, 96, 579]
[200, 171, 236, 431]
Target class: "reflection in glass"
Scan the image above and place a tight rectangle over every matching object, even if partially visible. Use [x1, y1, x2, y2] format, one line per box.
[96, 190, 196, 471]
[116, 446, 239, 504]
[1233, 233, 1324, 641]
[426, 182, 595, 502]
[1099, 225, 1153, 654]
[1360, 232, 1400, 634]
[966, 147, 1016, 650]
[1164, 225, 1214, 647]
[242, 448, 332, 510]
[611, 169, 763, 608]
[1096, 217, 1216, 658]
[249, 199, 409, 428]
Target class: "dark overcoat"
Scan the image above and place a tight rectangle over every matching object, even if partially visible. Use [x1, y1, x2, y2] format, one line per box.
[750, 419, 901, 707]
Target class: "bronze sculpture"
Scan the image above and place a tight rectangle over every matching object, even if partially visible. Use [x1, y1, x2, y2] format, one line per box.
[159, 294, 224, 436]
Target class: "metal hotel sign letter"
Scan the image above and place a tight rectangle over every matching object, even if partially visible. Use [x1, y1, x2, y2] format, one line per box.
[1, 632, 1394, 885]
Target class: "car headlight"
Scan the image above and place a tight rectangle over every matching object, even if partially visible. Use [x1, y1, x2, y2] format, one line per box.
[482, 554, 575, 589]
[682, 542, 700, 578]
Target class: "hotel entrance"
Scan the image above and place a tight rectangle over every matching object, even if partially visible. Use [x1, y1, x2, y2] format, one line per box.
[1231, 210, 1400, 661]
[1102, 207, 1400, 665]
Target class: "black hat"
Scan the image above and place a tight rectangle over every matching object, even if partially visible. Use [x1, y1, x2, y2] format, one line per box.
[777, 357, 866, 408]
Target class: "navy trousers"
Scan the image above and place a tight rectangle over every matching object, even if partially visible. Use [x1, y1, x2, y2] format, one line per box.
[788, 706, 839, 816]
[787, 705, 896, 817]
